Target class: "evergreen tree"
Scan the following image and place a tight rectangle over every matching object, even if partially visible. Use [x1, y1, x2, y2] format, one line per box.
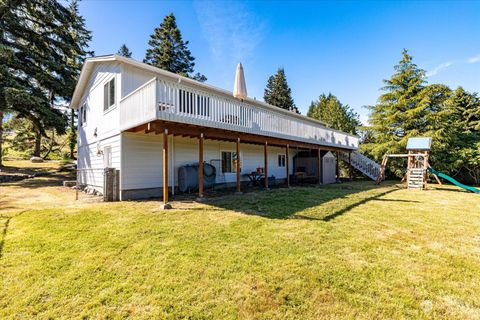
[443, 87, 480, 184]
[264, 68, 297, 113]
[362, 49, 453, 177]
[0, 0, 91, 160]
[144, 13, 206, 82]
[448, 87, 480, 132]
[66, 0, 92, 159]
[362, 50, 426, 176]
[117, 44, 132, 58]
[307, 93, 360, 135]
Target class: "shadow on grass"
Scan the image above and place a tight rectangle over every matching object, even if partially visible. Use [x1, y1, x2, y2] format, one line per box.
[0, 172, 73, 189]
[321, 188, 399, 222]
[0, 211, 26, 259]
[1, 161, 75, 190]
[431, 186, 477, 194]
[206, 182, 409, 221]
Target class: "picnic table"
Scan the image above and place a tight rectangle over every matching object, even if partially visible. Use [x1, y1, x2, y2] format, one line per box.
[244, 172, 264, 187]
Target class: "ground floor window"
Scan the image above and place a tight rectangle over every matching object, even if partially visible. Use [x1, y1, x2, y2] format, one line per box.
[103, 146, 112, 168]
[221, 151, 240, 173]
[278, 154, 286, 167]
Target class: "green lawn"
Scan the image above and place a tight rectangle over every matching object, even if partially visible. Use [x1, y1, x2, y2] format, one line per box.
[1, 161, 480, 319]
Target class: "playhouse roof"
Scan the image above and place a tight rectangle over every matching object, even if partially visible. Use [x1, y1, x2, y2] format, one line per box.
[406, 137, 432, 150]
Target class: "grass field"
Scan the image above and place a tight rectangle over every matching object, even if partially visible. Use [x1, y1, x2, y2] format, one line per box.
[1, 161, 480, 319]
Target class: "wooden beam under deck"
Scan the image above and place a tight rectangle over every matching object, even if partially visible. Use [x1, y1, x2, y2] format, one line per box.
[198, 133, 204, 198]
[286, 144, 290, 187]
[126, 120, 355, 153]
[236, 138, 241, 193]
[264, 141, 268, 189]
[162, 129, 170, 208]
[317, 148, 321, 184]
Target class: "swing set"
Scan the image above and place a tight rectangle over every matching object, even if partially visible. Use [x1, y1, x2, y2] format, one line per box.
[375, 137, 441, 190]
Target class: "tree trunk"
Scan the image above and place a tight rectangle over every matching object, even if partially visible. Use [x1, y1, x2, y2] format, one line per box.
[42, 131, 55, 160]
[33, 130, 41, 157]
[0, 111, 3, 167]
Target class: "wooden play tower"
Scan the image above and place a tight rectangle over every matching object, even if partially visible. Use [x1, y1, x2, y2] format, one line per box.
[376, 137, 440, 190]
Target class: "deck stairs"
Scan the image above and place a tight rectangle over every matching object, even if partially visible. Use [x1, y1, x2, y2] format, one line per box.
[339, 151, 382, 181]
[408, 168, 425, 189]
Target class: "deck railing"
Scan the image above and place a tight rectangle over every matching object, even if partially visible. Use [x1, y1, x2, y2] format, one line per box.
[339, 151, 381, 180]
[120, 78, 158, 130]
[120, 77, 359, 149]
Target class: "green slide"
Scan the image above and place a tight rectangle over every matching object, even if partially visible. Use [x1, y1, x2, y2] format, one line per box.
[428, 167, 480, 194]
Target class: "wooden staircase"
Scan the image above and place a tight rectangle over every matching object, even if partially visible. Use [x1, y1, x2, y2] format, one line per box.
[339, 151, 382, 181]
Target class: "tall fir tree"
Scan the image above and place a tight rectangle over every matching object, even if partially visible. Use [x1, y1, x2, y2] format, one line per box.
[0, 0, 91, 160]
[307, 93, 360, 135]
[144, 13, 206, 82]
[66, 0, 93, 159]
[362, 49, 426, 175]
[264, 68, 297, 113]
[117, 44, 132, 58]
[443, 87, 480, 184]
[362, 49, 452, 177]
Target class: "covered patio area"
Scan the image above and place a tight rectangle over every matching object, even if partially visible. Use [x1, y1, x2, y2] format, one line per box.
[125, 120, 354, 208]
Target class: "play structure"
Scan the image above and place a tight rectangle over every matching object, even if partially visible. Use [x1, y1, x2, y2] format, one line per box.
[376, 137, 480, 193]
[427, 167, 480, 194]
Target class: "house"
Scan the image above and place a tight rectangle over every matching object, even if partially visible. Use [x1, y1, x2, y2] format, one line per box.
[70, 55, 359, 204]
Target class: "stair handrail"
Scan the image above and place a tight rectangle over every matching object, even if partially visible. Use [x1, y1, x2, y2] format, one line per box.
[339, 151, 381, 180]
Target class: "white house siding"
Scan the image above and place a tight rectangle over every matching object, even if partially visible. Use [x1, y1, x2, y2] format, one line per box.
[76, 62, 122, 193]
[77, 134, 121, 192]
[77, 62, 122, 147]
[120, 132, 297, 198]
[121, 64, 156, 99]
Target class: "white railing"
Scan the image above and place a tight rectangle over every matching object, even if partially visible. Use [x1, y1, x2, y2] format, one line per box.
[120, 76, 359, 149]
[120, 78, 158, 130]
[340, 151, 381, 180]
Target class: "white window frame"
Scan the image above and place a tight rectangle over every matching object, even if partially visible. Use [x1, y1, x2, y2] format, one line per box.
[221, 150, 241, 173]
[80, 103, 87, 127]
[278, 154, 286, 167]
[103, 77, 116, 112]
[103, 146, 112, 168]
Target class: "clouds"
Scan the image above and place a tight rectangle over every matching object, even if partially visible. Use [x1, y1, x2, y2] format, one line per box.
[467, 55, 480, 64]
[426, 61, 453, 77]
[193, 1, 266, 65]
[427, 54, 480, 77]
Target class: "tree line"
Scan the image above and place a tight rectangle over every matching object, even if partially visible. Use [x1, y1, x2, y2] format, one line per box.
[2, 6, 477, 185]
[361, 50, 480, 184]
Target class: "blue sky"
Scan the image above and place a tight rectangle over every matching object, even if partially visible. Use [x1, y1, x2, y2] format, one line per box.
[78, 0, 480, 124]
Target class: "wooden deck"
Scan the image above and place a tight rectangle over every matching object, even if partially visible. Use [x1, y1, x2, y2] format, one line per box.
[120, 77, 359, 151]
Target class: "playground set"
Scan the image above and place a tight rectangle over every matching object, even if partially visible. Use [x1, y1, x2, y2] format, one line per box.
[375, 137, 480, 193]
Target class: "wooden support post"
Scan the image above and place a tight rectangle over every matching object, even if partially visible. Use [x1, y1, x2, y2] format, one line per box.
[264, 141, 269, 189]
[407, 151, 412, 188]
[286, 144, 290, 187]
[236, 137, 241, 193]
[427, 161, 442, 185]
[317, 148, 321, 184]
[423, 152, 429, 190]
[376, 155, 388, 184]
[198, 133, 204, 198]
[162, 129, 171, 209]
[335, 151, 340, 180]
[348, 151, 353, 180]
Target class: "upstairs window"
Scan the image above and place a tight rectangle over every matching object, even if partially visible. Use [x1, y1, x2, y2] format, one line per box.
[80, 103, 87, 126]
[103, 78, 115, 111]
